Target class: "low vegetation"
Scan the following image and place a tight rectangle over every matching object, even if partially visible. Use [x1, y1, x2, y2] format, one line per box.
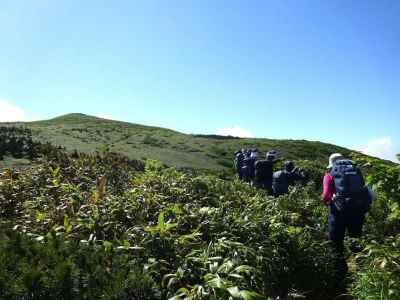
[0, 125, 398, 299]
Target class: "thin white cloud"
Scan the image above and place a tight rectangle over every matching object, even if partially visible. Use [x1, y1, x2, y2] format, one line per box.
[216, 126, 254, 138]
[0, 99, 31, 122]
[361, 137, 399, 162]
[95, 113, 115, 120]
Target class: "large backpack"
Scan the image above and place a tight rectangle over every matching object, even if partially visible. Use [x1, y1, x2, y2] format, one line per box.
[234, 152, 245, 170]
[272, 170, 289, 196]
[243, 157, 256, 180]
[254, 160, 273, 181]
[330, 159, 369, 212]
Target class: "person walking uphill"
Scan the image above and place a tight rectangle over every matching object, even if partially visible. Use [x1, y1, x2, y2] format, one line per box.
[272, 160, 307, 196]
[242, 150, 258, 184]
[234, 149, 245, 180]
[321, 153, 372, 254]
[254, 150, 277, 194]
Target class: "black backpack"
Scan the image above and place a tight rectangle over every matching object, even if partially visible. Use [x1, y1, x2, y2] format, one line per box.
[243, 157, 256, 179]
[254, 160, 273, 181]
[272, 170, 289, 196]
[234, 152, 245, 169]
[330, 159, 369, 212]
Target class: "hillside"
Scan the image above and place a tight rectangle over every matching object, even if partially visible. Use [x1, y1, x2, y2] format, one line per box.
[3, 113, 355, 170]
[0, 138, 399, 299]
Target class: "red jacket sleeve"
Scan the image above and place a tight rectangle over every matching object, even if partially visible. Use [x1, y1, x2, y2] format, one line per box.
[321, 174, 333, 206]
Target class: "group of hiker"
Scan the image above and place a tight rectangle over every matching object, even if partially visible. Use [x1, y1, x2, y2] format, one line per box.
[234, 149, 376, 284]
[234, 148, 307, 196]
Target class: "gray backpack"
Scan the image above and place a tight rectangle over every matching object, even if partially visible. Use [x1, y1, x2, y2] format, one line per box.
[273, 170, 289, 196]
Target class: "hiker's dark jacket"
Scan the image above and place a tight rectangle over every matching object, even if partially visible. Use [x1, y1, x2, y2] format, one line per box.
[254, 160, 274, 183]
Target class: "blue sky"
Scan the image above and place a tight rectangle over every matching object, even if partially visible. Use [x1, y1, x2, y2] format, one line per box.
[0, 0, 399, 161]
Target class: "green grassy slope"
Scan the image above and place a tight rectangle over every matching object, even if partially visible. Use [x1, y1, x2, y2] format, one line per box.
[5, 113, 355, 170]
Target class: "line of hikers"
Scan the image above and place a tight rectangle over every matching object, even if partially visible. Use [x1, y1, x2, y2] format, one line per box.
[234, 148, 308, 196]
[236, 149, 376, 289]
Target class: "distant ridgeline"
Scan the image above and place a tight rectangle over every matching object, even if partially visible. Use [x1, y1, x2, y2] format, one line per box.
[191, 134, 241, 140]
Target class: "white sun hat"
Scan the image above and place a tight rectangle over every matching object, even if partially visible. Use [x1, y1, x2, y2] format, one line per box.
[327, 153, 344, 169]
[266, 150, 278, 161]
[250, 151, 258, 159]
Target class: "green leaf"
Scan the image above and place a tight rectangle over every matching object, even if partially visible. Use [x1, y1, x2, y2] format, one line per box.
[178, 231, 202, 244]
[103, 240, 113, 253]
[207, 275, 228, 290]
[233, 265, 254, 275]
[35, 211, 45, 222]
[165, 223, 178, 231]
[240, 290, 266, 300]
[228, 273, 244, 280]
[218, 260, 234, 273]
[35, 236, 44, 242]
[63, 215, 73, 234]
[158, 211, 166, 229]
[162, 273, 176, 287]
[227, 286, 241, 299]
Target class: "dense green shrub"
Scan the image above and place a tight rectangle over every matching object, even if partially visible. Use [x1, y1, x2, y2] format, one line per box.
[349, 154, 400, 299]
[0, 228, 161, 300]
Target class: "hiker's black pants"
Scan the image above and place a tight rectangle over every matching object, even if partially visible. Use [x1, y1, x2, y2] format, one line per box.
[237, 167, 243, 180]
[254, 179, 273, 195]
[328, 204, 365, 253]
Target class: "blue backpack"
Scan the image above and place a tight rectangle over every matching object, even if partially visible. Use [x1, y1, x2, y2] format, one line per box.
[330, 159, 369, 212]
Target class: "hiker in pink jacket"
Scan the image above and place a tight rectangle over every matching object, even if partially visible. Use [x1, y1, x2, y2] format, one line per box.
[321, 153, 370, 255]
